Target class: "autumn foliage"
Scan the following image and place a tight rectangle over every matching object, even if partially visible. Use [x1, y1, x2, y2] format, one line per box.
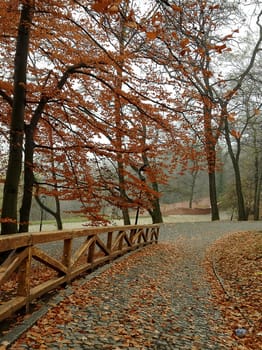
[0, 0, 186, 232]
[0, 1, 261, 232]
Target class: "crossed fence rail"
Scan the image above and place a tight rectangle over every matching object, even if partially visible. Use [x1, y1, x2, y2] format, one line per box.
[0, 224, 160, 323]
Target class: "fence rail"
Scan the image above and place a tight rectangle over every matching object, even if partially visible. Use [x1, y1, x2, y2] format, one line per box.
[0, 224, 159, 323]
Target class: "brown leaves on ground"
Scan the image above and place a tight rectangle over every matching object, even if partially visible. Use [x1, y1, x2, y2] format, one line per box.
[205, 231, 262, 350]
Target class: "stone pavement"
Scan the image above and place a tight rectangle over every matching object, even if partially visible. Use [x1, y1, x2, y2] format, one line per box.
[5, 221, 262, 349]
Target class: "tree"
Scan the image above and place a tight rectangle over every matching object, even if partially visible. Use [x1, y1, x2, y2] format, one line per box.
[1, 2, 33, 234]
[225, 76, 262, 220]
[72, 0, 180, 224]
[1, 1, 111, 233]
[34, 125, 63, 230]
[146, 0, 261, 221]
[218, 8, 262, 220]
[142, 0, 235, 220]
[1, 0, 173, 233]
[2, 0, 259, 234]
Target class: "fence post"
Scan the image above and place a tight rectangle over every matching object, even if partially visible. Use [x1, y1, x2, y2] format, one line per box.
[107, 232, 113, 251]
[17, 247, 32, 313]
[63, 238, 72, 282]
[87, 237, 96, 264]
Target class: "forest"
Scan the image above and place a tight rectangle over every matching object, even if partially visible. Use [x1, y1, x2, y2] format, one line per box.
[0, 0, 261, 234]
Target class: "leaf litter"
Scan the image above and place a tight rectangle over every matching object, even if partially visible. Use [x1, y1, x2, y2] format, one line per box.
[3, 230, 261, 350]
[204, 230, 262, 350]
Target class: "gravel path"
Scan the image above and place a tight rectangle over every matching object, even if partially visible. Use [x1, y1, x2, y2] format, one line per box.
[8, 221, 262, 349]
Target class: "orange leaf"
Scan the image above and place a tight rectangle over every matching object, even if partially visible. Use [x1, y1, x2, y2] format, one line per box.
[92, 0, 119, 14]
[92, 1, 108, 12]
[146, 31, 158, 40]
[230, 129, 240, 139]
[126, 20, 137, 29]
[227, 113, 236, 122]
[172, 4, 182, 12]
[215, 44, 227, 53]
[172, 31, 178, 40]
[180, 38, 190, 48]
[253, 108, 260, 116]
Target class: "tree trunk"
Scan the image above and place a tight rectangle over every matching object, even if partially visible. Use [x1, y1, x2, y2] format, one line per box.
[208, 171, 220, 221]
[53, 188, 63, 231]
[118, 161, 131, 225]
[19, 125, 34, 232]
[189, 169, 198, 209]
[224, 118, 247, 221]
[49, 130, 63, 230]
[149, 182, 163, 224]
[203, 102, 220, 221]
[35, 193, 64, 230]
[253, 175, 262, 220]
[253, 155, 262, 220]
[52, 193, 63, 230]
[234, 161, 248, 220]
[1, 4, 33, 235]
[122, 207, 131, 225]
[149, 201, 163, 224]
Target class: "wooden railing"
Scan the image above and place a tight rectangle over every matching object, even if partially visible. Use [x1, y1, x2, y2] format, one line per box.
[0, 224, 159, 322]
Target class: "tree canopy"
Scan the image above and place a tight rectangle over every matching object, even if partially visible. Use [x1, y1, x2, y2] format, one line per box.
[0, 0, 261, 233]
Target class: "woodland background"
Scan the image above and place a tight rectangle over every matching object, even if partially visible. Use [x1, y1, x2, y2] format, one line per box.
[0, 0, 261, 234]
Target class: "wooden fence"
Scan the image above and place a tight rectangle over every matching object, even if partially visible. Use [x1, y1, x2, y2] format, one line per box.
[0, 224, 159, 323]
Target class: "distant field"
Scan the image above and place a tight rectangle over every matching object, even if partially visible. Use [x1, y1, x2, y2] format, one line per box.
[29, 198, 234, 232]
[29, 212, 231, 232]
